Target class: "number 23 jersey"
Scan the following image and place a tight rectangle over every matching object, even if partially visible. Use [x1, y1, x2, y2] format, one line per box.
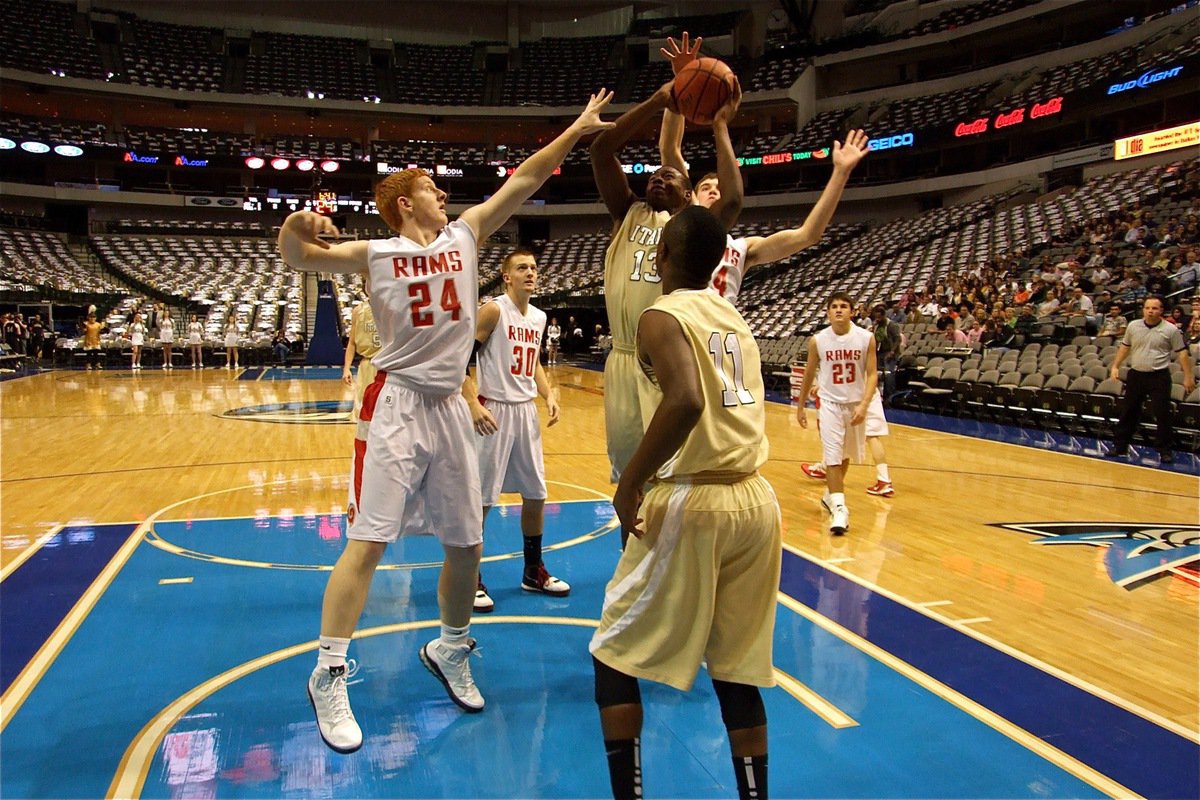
[813, 323, 874, 405]
[477, 293, 546, 403]
[367, 220, 478, 394]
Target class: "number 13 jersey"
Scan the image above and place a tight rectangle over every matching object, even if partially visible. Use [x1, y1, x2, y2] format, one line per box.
[366, 220, 479, 394]
[605, 201, 671, 349]
[813, 323, 874, 405]
[477, 293, 546, 403]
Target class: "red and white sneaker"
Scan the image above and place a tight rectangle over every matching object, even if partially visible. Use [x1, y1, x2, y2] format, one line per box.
[866, 481, 895, 497]
[521, 564, 570, 597]
[801, 462, 827, 480]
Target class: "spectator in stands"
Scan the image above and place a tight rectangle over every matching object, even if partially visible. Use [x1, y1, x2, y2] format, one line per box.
[1168, 306, 1187, 328]
[1065, 287, 1093, 317]
[1099, 304, 1128, 338]
[917, 293, 938, 319]
[1037, 288, 1062, 318]
[1107, 296, 1195, 464]
[870, 305, 901, 401]
[886, 301, 905, 326]
[937, 316, 967, 345]
[272, 329, 290, 365]
[82, 310, 105, 370]
[1187, 315, 1200, 349]
[1014, 304, 1037, 337]
[954, 302, 975, 331]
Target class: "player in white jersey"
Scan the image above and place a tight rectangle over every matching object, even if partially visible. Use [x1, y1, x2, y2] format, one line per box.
[793, 292, 878, 535]
[277, 89, 614, 754]
[461, 248, 568, 613]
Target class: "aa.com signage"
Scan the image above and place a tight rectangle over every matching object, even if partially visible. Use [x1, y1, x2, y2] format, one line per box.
[1114, 121, 1199, 161]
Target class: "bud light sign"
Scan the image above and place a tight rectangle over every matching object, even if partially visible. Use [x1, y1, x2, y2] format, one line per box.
[1107, 65, 1183, 95]
[867, 132, 914, 151]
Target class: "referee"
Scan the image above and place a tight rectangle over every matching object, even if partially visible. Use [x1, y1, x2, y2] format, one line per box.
[1107, 296, 1195, 464]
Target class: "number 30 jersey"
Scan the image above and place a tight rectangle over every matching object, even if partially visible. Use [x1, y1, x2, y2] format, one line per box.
[813, 323, 874, 405]
[636, 288, 768, 479]
[366, 220, 479, 394]
[477, 294, 546, 403]
[604, 201, 672, 349]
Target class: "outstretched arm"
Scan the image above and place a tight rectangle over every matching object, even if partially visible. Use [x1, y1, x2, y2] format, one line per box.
[744, 129, 871, 268]
[462, 90, 614, 242]
[657, 33, 702, 177]
[278, 212, 369, 274]
[708, 81, 744, 231]
[591, 83, 674, 221]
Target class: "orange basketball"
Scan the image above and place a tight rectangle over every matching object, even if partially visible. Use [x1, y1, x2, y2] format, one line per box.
[671, 57, 736, 125]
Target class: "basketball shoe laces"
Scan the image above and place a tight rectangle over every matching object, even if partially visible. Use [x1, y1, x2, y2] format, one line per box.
[322, 659, 360, 725]
[441, 640, 482, 696]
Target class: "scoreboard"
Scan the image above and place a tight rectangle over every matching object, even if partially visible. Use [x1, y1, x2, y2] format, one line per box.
[313, 189, 338, 215]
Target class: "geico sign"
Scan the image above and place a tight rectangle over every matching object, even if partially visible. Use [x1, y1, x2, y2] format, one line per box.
[1107, 65, 1183, 95]
[867, 132, 914, 151]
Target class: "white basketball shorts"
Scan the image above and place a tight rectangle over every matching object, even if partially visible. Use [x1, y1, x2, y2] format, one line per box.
[476, 398, 547, 505]
[818, 398, 866, 466]
[865, 391, 889, 438]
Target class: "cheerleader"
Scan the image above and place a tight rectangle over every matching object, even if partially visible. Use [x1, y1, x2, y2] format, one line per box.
[159, 309, 175, 370]
[128, 312, 146, 369]
[187, 314, 204, 368]
[545, 316, 561, 366]
[223, 317, 240, 370]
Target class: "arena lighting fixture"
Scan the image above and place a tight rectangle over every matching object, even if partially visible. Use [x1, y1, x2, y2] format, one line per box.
[20, 141, 50, 154]
[53, 144, 84, 157]
[295, 159, 315, 172]
[319, 160, 340, 172]
[0, 138, 16, 150]
[244, 156, 265, 169]
[271, 157, 291, 170]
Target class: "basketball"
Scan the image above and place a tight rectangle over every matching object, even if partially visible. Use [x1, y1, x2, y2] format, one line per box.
[671, 57, 737, 125]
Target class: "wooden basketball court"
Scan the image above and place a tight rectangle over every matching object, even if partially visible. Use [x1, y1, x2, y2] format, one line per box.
[1, 363, 1196, 798]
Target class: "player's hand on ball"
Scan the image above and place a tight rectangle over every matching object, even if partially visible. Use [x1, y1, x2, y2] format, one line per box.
[712, 77, 742, 127]
[660, 32, 703, 75]
[833, 129, 871, 171]
[613, 482, 645, 540]
[572, 89, 617, 136]
[285, 211, 339, 249]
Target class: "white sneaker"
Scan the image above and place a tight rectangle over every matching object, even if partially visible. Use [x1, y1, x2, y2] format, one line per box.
[521, 564, 571, 597]
[830, 505, 849, 536]
[307, 662, 363, 753]
[474, 582, 495, 613]
[420, 638, 484, 712]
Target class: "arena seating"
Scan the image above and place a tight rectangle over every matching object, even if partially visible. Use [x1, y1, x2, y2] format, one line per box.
[897, 0, 1041, 38]
[123, 19, 224, 93]
[501, 36, 624, 107]
[125, 126, 253, 157]
[0, 229, 121, 294]
[244, 33, 375, 101]
[0, 0, 105, 80]
[394, 43, 485, 106]
[1, 114, 109, 147]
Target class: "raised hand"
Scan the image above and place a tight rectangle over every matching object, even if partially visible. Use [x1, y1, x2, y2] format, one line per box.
[571, 89, 617, 136]
[713, 76, 742, 127]
[832, 129, 871, 171]
[284, 211, 339, 249]
[660, 32, 703, 75]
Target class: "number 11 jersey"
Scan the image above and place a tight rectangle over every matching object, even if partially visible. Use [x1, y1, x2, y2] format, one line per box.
[366, 220, 479, 394]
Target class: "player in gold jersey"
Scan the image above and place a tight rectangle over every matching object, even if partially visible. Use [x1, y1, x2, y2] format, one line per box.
[590, 206, 781, 800]
[342, 276, 382, 428]
[591, 79, 742, 485]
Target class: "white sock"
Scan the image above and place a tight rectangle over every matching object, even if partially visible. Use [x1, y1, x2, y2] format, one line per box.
[440, 623, 470, 647]
[813, 462, 826, 472]
[316, 635, 350, 670]
[877, 464, 890, 483]
[831, 492, 846, 509]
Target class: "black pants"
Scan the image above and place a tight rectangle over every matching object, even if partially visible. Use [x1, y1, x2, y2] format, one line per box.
[1114, 368, 1172, 451]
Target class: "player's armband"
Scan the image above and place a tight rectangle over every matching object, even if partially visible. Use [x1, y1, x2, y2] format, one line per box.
[467, 339, 483, 374]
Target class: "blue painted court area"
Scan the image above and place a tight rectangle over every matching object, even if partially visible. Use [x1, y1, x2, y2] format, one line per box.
[1, 502, 1193, 798]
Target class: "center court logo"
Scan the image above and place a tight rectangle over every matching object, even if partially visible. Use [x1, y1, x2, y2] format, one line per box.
[219, 400, 353, 424]
[993, 522, 1199, 589]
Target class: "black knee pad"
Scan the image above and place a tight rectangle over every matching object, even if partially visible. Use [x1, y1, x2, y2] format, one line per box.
[593, 656, 642, 708]
[712, 679, 766, 730]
